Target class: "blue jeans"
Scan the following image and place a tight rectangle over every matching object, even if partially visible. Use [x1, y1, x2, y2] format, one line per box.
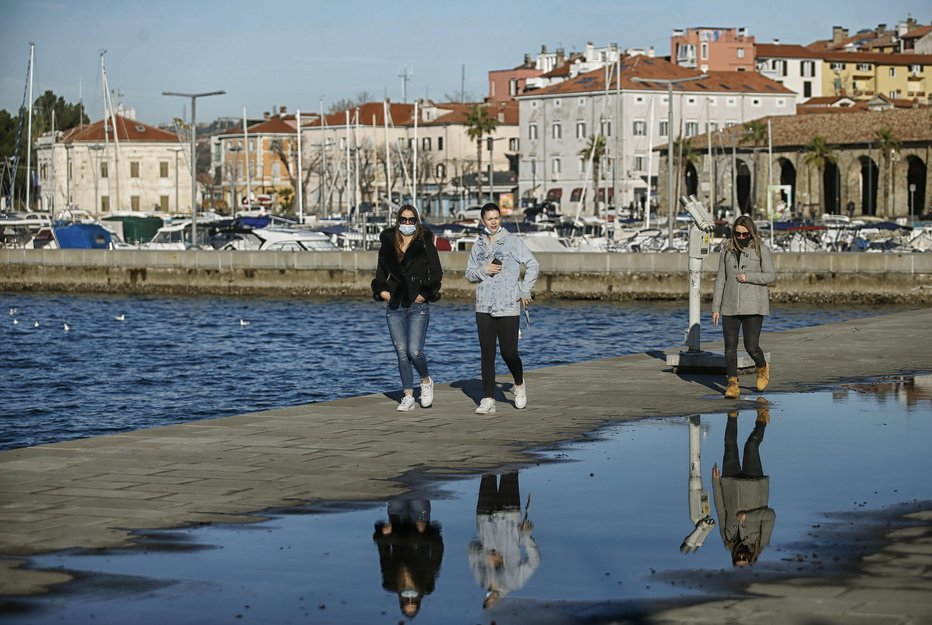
[386, 302, 430, 391]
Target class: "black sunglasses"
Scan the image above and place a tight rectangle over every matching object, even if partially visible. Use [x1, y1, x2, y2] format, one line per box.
[398, 216, 417, 225]
[734, 230, 751, 239]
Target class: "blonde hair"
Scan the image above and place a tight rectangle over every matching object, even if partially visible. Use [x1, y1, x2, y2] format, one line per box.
[729, 215, 762, 256]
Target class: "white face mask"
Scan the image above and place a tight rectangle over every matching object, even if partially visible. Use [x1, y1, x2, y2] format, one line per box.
[399, 224, 416, 236]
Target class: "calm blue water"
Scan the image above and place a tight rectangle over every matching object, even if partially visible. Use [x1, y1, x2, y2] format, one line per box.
[0, 292, 899, 450]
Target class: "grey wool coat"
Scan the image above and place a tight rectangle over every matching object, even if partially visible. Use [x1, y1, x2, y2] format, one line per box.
[712, 242, 775, 316]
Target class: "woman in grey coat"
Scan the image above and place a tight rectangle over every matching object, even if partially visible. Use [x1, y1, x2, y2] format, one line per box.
[711, 215, 775, 399]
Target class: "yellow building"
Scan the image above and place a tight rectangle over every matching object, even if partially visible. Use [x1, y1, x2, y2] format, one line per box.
[820, 51, 931, 101]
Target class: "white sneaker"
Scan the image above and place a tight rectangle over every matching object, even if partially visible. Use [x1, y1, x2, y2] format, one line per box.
[397, 396, 416, 411]
[420, 378, 433, 408]
[514, 382, 527, 409]
[475, 397, 496, 414]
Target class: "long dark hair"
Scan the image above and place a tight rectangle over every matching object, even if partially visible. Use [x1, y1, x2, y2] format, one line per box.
[394, 204, 423, 259]
[728, 215, 762, 256]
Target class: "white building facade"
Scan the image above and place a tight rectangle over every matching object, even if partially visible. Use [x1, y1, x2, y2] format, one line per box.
[517, 56, 796, 214]
[755, 43, 825, 102]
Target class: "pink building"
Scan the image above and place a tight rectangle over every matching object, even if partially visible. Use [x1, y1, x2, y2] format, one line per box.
[671, 27, 756, 72]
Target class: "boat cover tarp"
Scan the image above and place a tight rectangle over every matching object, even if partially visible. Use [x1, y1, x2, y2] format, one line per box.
[103, 216, 164, 243]
[53, 224, 112, 249]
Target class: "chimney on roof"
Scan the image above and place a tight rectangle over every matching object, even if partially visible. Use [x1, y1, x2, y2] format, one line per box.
[556, 48, 565, 66]
[648, 46, 655, 57]
[877, 23, 887, 33]
[541, 44, 548, 54]
[523, 53, 532, 67]
[773, 38, 780, 44]
[279, 106, 287, 116]
[832, 26, 847, 44]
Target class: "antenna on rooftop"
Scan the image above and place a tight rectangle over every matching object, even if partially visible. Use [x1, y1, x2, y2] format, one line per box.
[399, 66, 412, 103]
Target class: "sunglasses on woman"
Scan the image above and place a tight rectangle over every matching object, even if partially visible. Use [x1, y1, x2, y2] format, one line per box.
[398, 216, 417, 224]
[734, 230, 751, 239]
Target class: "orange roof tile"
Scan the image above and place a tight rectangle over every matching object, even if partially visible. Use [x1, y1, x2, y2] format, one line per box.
[62, 115, 178, 143]
[756, 44, 823, 59]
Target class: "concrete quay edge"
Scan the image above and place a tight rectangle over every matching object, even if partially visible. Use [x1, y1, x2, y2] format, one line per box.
[1, 306, 931, 605]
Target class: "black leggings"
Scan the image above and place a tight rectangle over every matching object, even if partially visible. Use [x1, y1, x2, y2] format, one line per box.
[476, 313, 523, 398]
[722, 314, 766, 378]
[722, 416, 766, 478]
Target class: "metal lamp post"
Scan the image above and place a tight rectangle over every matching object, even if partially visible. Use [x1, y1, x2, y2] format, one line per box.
[162, 89, 225, 247]
[633, 74, 707, 250]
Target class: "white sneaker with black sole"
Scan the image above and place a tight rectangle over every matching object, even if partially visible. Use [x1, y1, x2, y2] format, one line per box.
[397, 396, 416, 411]
[475, 397, 496, 414]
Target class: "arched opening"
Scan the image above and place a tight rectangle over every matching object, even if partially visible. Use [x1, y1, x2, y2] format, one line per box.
[684, 161, 699, 197]
[823, 161, 841, 214]
[736, 158, 751, 213]
[859, 155, 879, 216]
[777, 157, 796, 212]
[906, 155, 927, 218]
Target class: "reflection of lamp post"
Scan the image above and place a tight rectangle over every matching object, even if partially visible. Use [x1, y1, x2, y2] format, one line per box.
[633, 74, 707, 249]
[162, 89, 225, 247]
[88, 143, 105, 218]
[168, 146, 184, 214]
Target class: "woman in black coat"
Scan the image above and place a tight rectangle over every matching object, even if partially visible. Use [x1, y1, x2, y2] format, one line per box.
[371, 205, 443, 411]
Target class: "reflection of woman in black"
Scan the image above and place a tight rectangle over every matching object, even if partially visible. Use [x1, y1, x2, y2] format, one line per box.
[373, 499, 444, 618]
[712, 400, 775, 567]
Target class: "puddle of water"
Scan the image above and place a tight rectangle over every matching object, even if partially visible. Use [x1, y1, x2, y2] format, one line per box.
[10, 377, 932, 625]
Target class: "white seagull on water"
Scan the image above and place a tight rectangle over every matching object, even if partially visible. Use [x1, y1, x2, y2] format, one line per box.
[63, 323, 70, 332]
[115, 314, 125, 321]
[239, 319, 250, 327]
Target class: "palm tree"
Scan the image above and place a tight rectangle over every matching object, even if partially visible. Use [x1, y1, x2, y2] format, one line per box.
[802, 135, 836, 216]
[464, 104, 498, 203]
[578, 134, 607, 214]
[875, 127, 901, 219]
[740, 119, 768, 212]
[672, 135, 698, 206]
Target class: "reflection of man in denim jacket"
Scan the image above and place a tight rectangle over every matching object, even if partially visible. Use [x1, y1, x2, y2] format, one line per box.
[468, 473, 540, 609]
[466, 230, 539, 317]
[712, 403, 775, 567]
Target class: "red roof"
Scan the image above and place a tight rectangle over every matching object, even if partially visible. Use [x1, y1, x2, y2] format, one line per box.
[308, 102, 416, 128]
[756, 44, 822, 59]
[818, 50, 932, 65]
[62, 115, 178, 143]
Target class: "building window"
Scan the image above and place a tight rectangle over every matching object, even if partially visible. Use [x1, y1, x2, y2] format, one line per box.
[422, 137, 431, 151]
[101, 196, 110, 212]
[700, 42, 709, 60]
[600, 119, 612, 137]
[889, 67, 896, 77]
[576, 121, 586, 138]
[659, 120, 669, 136]
[160, 195, 169, 211]
[271, 162, 280, 183]
[685, 120, 699, 136]
[553, 99, 561, 108]
[751, 98, 761, 106]
[552, 157, 561, 174]
[578, 156, 586, 173]
[530, 100, 538, 109]
[889, 90, 897, 99]
[577, 97, 586, 107]
[100, 161, 108, 178]
[707, 96, 718, 106]
[552, 122, 562, 139]
[632, 119, 647, 136]
[803, 81, 812, 98]
[830, 62, 845, 71]
[725, 119, 737, 128]
[909, 64, 922, 75]
[529, 123, 538, 140]
[686, 96, 697, 105]
[635, 95, 645, 103]
[509, 138, 519, 151]
[856, 63, 872, 72]
[801, 61, 815, 77]
[633, 154, 646, 171]
[130, 162, 140, 178]
[130, 195, 140, 211]
[438, 137, 444, 150]
[705, 121, 718, 133]
[726, 97, 737, 106]
[737, 48, 745, 58]
[159, 162, 169, 178]
[436, 164, 445, 178]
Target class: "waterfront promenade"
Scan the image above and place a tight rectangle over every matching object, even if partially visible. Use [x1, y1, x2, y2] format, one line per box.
[1, 307, 930, 623]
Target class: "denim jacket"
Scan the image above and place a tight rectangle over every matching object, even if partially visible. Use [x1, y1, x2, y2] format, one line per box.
[712, 242, 775, 316]
[465, 230, 539, 317]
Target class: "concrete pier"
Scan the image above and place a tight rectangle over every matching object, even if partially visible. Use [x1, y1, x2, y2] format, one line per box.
[1, 307, 930, 622]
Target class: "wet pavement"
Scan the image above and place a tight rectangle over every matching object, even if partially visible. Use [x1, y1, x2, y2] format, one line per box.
[1, 307, 931, 624]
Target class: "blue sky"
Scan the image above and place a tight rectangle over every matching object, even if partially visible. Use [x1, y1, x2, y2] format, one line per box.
[1, 0, 927, 125]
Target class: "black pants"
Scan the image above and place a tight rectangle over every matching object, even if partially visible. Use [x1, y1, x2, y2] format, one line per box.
[722, 314, 766, 378]
[476, 473, 520, 514]
[722, 416, 765, 478]
[476, 313, 523, 398]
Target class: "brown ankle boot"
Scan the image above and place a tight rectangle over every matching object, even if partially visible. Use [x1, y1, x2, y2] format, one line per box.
[756, 363, 770, 391]
[724, 376, 740, 399]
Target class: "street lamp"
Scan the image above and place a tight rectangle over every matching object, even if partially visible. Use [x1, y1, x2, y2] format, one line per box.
[633, 74, 707, 249]
[162, 89, 225, 247]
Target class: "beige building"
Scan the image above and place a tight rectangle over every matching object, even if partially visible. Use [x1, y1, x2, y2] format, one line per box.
[35, 115, 192, 215]
[671, 26, 756, 72]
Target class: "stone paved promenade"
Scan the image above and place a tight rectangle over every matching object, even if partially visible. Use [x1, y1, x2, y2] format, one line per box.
[1, 307, 931, 623]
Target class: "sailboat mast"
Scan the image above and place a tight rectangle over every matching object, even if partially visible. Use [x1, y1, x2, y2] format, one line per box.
[25, 43, 34, 212]
[296, 108, 303, 224]
[383, 100, 392, 206]
[101, 51, 122, 212]
[242, 105, 250, 215]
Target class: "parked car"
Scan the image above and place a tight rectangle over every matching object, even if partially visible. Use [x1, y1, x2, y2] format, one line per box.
[454, 206, 484, 220]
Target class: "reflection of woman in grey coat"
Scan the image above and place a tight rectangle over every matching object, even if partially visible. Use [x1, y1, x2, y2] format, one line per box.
[711, 215, 775, 399]
[712, 402, 775, 567]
